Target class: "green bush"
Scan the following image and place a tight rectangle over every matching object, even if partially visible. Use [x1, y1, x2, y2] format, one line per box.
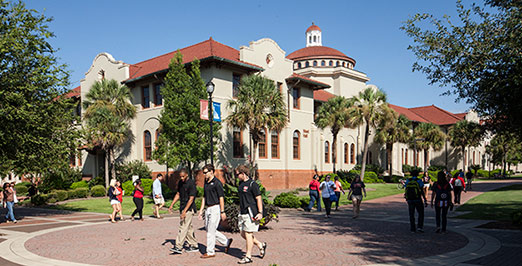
[354, 164, 384, 175]
[48, 198, 57, 204]
[115, 160, 152, 183]
[14, 185, 28, 195]
[90, 185, 106, 197]
[512, 209, 522, 225]
[347, 170, 383, 183]
[122, 180, 134, 196]
[74, 188, 89, 198]
[273, 192, 301, 208]
[88, 175, 105, 188]
[70, 180, 88, 190]
[31, 194, 48, 206]
[53, 190, 69, 202]
[428, 165, 446, 171]
[17, 181, 32, 187]
[197, 186, 204, 197]
[47, 192, 58, 200]
[162, 183, 174, 199]
[141, 178, 153, 196]
[67, 189, 77, 199]
[39, 167, 82, 193]
[402, 165, 422, 174]
[428, 170, 439, 182]
[299, 197, 309, 209]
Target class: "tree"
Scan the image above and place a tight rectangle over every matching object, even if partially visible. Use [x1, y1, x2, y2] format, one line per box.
[401, 1, 522, 137]
[347, 87, 388, 181]
[227, 74, 287, 174]
[0, 1, 78, 177]
[315, 96, 352, 172]
[375, 113, 412, 177]
[153, 52, 219, 178]
[486, 133, 521, 175]
[448, 120, 485, 170]
[83, 79, 136, 187]
[412, 123, 446, 172]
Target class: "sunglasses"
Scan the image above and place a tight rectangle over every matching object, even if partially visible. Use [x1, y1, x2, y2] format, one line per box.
[203, 171, 209, 174]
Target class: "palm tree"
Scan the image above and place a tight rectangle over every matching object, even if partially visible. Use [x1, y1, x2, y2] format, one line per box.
[315, 96, 352, 172]
[226, 75, 287, 173]
[375, 113, 411, 178]
[347, 87, 388, 181]
[83, 79, 137, 188]
[412, 122, 446, 172]
[449, 120, 484, 170]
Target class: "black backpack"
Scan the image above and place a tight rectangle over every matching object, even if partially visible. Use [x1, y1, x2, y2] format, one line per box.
[405, 178, 421, 200]
[436, 183, 450, 201]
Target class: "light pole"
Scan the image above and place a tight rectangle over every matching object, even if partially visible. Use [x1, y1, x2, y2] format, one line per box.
[206, 81, 215, 166]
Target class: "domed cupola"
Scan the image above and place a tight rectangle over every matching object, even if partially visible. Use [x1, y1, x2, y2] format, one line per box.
[306, 22, 322, 47]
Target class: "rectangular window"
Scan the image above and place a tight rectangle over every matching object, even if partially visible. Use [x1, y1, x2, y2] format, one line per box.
[233, 74, 241, 98]
[258, 129, 267, 159]
[69, 152, 76, 167]
[292, 87, 300, 109]
[233, 128, 243, 158]
[277, 82, 283, 94]
[78, 153, 82, 167]
[271, 131, 279, 159]
[153, 83, 163, 106]
[142, 86, 150, 109]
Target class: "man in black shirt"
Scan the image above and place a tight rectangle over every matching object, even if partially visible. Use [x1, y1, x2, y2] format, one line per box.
[168, 169, 198, 254]
[235, 165, 267, 264]
[198, 164, 232, 259]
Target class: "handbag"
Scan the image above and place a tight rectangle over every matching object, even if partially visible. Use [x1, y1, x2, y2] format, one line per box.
[328, 183, 337, 202]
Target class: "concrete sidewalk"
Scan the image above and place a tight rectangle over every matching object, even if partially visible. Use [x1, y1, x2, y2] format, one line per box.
[0, 179, 520, 265]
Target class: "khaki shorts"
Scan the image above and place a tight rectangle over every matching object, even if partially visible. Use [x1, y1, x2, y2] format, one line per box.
[154, 196, 164, 205]
[238, 214, 259, 232]
[351, 195, 363, 201]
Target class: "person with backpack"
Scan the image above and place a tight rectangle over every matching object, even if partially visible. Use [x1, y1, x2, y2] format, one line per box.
[404, 170, 427, 233]
[319, 175, 337, 218]
[306, 174, 321, 212]
[235, 165, 267, 264]
[450, 172, 466, 204]
[431, 171, 454, 233]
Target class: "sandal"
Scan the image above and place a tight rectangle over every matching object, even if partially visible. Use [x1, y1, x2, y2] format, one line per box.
[238, 257, 253, 264]
[259, 242, 267, 258]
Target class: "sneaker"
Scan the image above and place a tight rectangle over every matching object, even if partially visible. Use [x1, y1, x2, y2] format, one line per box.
[417, 228, 424, 233]
[410, 230, 416, 233]
[225, 238, 233, 253]
[169, 247, 183, 254]
[186, 246, 199, 253]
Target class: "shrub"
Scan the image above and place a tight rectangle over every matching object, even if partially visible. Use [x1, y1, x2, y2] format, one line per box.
[197, 186, 204, 197]
[90, 185, 106, 197]
[273, 192, 301, 208]
[162, 183, 174, 198]
[336, 170, 352, 182]
[48, 198, 57, 204]
[17, 181, 32, 187]
[428, 170, 439, 182]
[428, 165, 446, 171]
[224, 203, 241, 232]
[389, 175, 404, 183]
[70, 180, 89, 190]
[39, 167, 82, 193]
[141, 178, 153, 196]
[88, 175, 105, 188]
[75, 187, 89, 198]
[47, 192, 58, 200]
[115, 160, 152, 183]
[299, 197, 309, 209]
[122, 180, 134, 196]
[354, 164, 384, 175]
[53, 190, 69, 202]
[347, 170, 383, 183]
[14, 185, 28, 195]
[31, 194, 48, 206]
[67, 189, 78, 199]
[402, 165, 422, 174]
[512, 209, 522, 225]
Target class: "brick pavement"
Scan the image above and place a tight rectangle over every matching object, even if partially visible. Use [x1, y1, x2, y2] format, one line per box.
[0, 178, 520, 266]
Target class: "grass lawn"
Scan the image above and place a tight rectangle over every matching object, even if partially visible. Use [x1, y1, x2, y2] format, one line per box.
[49, 196, 188, 216]
[455, 184, 522, 221]
[298, 183, 404, 206]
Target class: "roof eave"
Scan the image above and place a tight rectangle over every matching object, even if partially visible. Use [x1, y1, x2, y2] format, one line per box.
[286, 77, 330, 90]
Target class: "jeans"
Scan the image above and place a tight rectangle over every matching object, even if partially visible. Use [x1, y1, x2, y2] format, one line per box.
[308, 190, 321, 211]
[322, 197, 332, 216]
[407, 199, 424, 231]
[205, 205, 228, 255]
[435, 205, 449, 231]
[5, 201, 15, 221]
[334, 192, 341, 209]
[454, 186, 463, 204]
[131, 197, 143, 219]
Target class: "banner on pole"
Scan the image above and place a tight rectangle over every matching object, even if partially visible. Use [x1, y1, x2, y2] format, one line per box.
[200, 100, 221, 122]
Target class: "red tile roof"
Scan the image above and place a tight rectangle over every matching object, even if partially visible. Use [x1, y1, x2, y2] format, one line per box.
[286, 46, 356, 66]
[314, 89, 335, 102]
[306, 23, 321, 32]
[454, 113, 467, 120]
[126, 38, 262, 83]
[286, 73, 330, 89]
[408, 105, 462, 126]
[63, 86, 81, 99]
[389, 104, 429, 123]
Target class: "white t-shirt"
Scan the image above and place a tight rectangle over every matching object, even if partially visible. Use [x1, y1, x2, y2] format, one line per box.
[320, 180, 336, 198]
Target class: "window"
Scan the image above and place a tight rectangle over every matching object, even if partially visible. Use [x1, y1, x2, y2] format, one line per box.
[144, 130, 152, 161]
[401, 148, 404, 164]
[416, 151, 419, 167]
[350, 144, 355, 164]
[405, 149, 409, 165]
[313, 61, 317, 67]
[343, 62, 346, 67]
[305, 61, 309, 67]
[329, 60, 333, 66]
[233, 74, 241, 98]
[464, 150, 467, 165]
[297, 62, 302, 69]
[293, 130, 300, 159]
[313, 36, 316, 42]
[344, 143, 348, 164]
[233, 127, 243, 158]
[336, 61, 340, 67]
[271, 131, 279, 159]
[277, 82, 283, 94]
[258, 129, 267, 159]
[153, 83, 163, 106]
[69, 152, 76, 167]
[78, 152, 82, 167]
[325, 141, 330, 163]
[292, 87, 300, 109]
[141, 86, 150, 109]
[321, 60, 325, 66]
[368, 151, 373, 164]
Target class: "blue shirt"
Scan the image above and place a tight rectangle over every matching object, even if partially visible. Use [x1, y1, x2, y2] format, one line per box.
[405, 176, 424, 188]
[153, 178, 162, 197]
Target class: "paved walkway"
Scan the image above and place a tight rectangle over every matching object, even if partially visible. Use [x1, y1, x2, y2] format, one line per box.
[0, 179, 520, 265]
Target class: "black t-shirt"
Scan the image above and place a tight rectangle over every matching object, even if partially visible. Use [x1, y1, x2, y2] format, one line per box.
[177, 178, 197, 213]
[466, 172, 473, 179]
[238, 179, 261, 215]
[203, 177, 225, 207]
[350, 181, 366, 196]
[432, 182, 453, 203]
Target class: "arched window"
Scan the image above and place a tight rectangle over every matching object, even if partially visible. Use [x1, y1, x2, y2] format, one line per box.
[325, 141, 330, 163]
[464, 150, 467, 166]
[329, 60, 333, 66]
[258, 128, 267, 159]
[313, 36, 316, 42]
[313, 61, 317, 67]
[344, 143, 349, 164]
[297, 62, 302, 69]
[271, 131, 279, 159]
[305, 61, 310, 67]
[336, 61, 340, 67]
[144, 130, 152, 161]
[321, 60, 325, 66]
[405, 149, 409, 165]
[401, 148, 404, 164]
[367, 151, 373, 164]
[293, 130, 300, 160]
[309, 36, 312, 43]
[350, 144, 355, 164]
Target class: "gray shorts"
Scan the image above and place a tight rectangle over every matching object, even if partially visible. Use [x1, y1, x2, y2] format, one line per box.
[238, 214, 259, 232]
[351, 195, 363, 201]
[154, 196, 164, 205]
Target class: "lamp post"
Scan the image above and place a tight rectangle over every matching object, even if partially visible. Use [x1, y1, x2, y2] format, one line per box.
[206, 81, 215, 166]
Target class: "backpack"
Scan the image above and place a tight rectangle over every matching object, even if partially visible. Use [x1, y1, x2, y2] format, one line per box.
[405, 178, 421, 200]
[437, 183, 450, 201]
[454, 178, 463, 187]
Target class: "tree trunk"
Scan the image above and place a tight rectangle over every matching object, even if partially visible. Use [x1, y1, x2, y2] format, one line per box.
[360, 122, 370, 181]
[423, 148, 428, 173]
[388, 143, 393, 178]
[109, 148, 116, 180]
[462, 146, 466, 170]
[104, 150, 109, 189]
[252, 133, 258, 180]
[332, 131, 338, 173]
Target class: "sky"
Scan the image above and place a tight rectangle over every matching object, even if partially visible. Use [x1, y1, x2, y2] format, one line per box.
[23, 0, 478, 113]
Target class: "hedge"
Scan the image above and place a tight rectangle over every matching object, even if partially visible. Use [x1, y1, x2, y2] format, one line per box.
[53, 190, 69, 202]
[90, 185, 106, 197]
[14, 185, 28, 195]
[122, 180, 134, 196]
[70, 180, 89, 190]
[273, 192, 301, 208]
[75, 187, 89, 198]
[31, 194, 48, 206]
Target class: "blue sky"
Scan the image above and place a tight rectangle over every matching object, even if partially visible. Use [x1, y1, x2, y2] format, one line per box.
[24, 0, 475, 113]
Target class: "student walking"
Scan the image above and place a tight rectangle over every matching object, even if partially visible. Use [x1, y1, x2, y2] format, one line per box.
[235, 165, 267, 264]
[404, 170, 427, 233]
[431, 171, 454, 233]
[168, 169, 199, 254]
[333, 176, 345, 211]
[450, 172, 466, 204]
[130, 179, 144, 221]
[108, 179, 120, 223]
[3, 183, 17, 223]
[198, 164, 233, 259]
[319, 175, 336, 218]
[465, 168, 473, 190]
[348, 176, 366, 219]
[152, 174, 165, 219]
[422, 172, 431, 199]
[307, 174, 321, 212]
[116, 181, 124, 221]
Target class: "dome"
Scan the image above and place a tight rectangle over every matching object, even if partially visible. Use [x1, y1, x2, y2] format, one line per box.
[286, 46, 356, 65]
[306, 23, 321, 33]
